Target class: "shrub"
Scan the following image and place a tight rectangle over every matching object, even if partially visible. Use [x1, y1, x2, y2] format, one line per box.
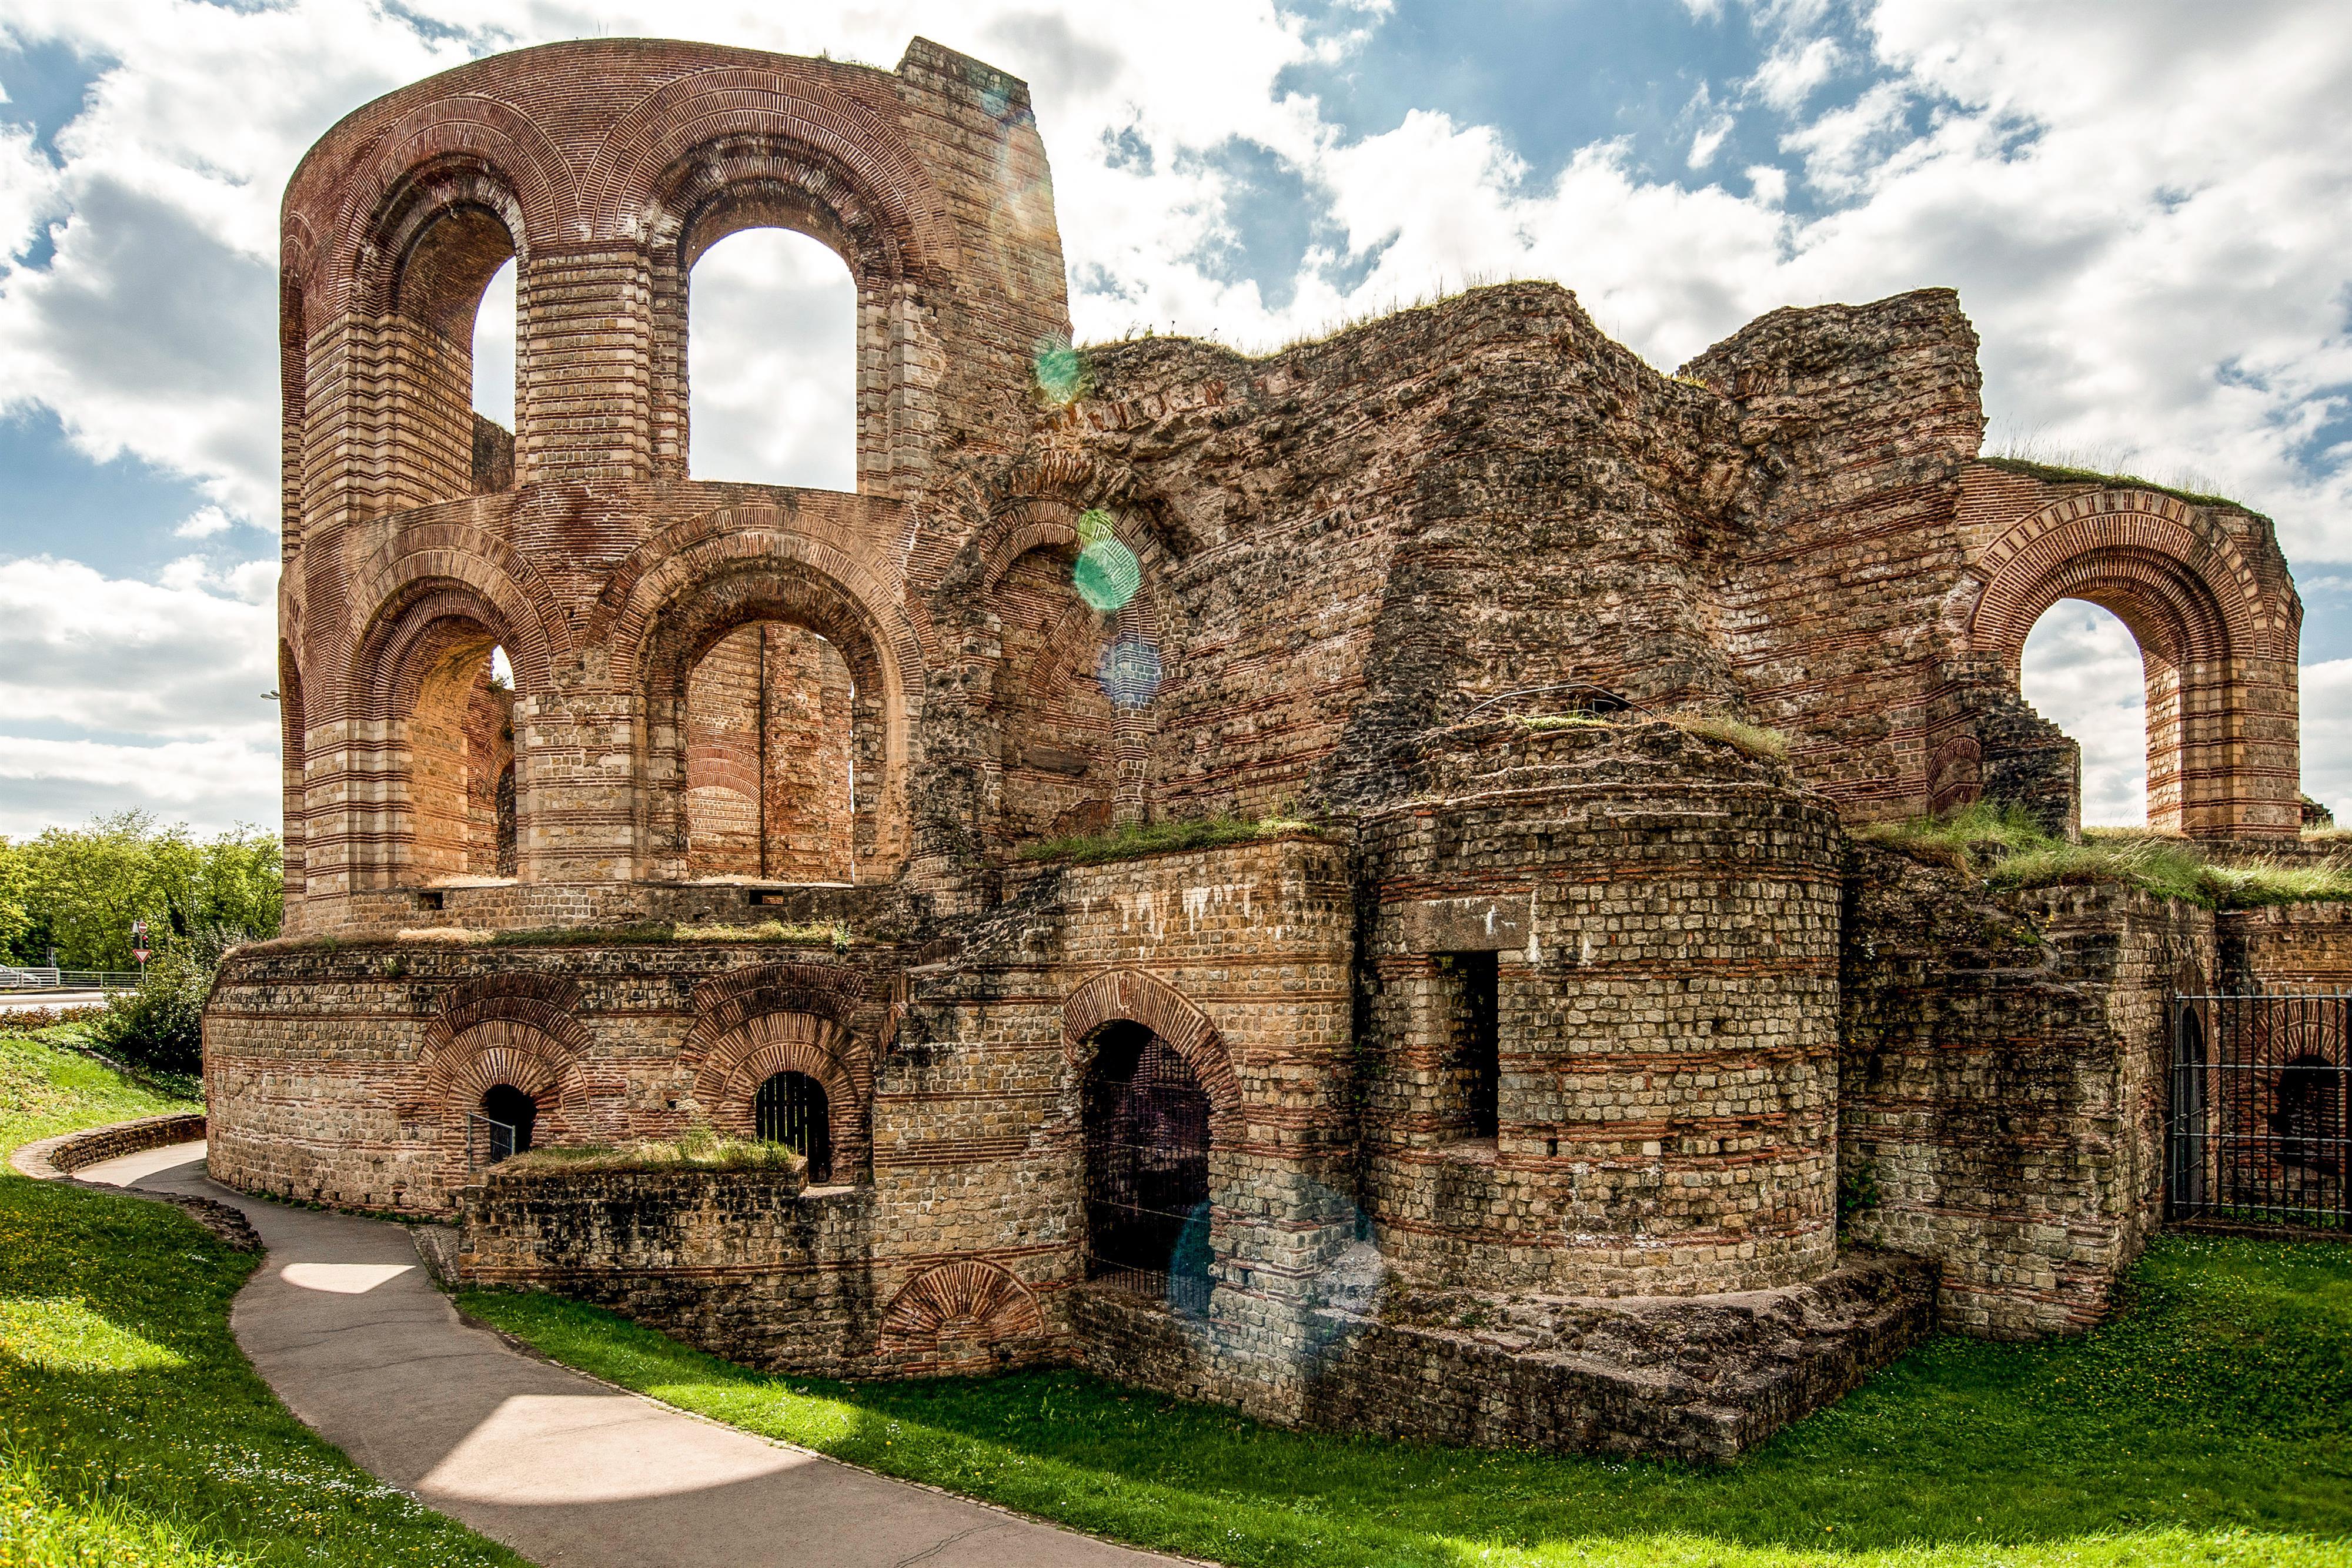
[88, 926, 248, 1076]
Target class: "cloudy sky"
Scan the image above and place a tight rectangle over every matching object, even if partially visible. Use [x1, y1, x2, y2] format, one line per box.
[2, 0, 2350, 839]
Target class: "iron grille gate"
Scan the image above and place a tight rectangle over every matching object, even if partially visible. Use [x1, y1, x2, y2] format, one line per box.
[2169, 993, 2350, 1231]
[756, 1072, 832, 1184]
[1083, 1028, 1212, 1313]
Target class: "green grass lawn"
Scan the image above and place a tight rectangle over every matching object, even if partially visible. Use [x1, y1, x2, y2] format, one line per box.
[0, 1025, 527, 1567]
[465, 1235, 2352, 1568]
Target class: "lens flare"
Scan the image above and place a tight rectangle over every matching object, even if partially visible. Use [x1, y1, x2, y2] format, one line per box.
[1033, 335, 1088, 406]
[1074, 539, 1141, 613]
[1076, 507, 1116, 547]
[1098, 633, 1163, 709]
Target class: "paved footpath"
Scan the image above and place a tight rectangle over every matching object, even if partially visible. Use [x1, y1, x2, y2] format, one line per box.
[74, 1142, 1176, 1568]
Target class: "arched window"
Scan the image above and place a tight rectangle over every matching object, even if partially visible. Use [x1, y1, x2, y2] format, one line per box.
[2272, 1054, 2343, 1176]
[684, 623, 856, 881]
[479, 1083, 536, 1164]
[390, 202, 518, 504]
[2020, 599, 2147, 827]
[470, 256, 517, 491]
[756, 1071, 831, 1183]
[1082, 1022, 1211, 1312]
[409, 640, 519, 882]
[686, 228, 855, 489]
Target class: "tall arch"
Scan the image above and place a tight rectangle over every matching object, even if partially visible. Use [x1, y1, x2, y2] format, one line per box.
[606, 510, 925, 883]
[1968, 490, 2300, 837]
[1061, 969, 1242, 1139]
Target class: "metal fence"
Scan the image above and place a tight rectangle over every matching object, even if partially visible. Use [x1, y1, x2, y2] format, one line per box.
[2169, 992, 2350, 1231]
[466, 1113, 524, 1169]
[0, 967, 143, 992]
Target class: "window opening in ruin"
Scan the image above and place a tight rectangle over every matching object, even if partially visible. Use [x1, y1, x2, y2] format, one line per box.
[1082, 1022, 1211, 1313]
[683, 621, 858, 881]
[407, 639, 519, 883]
[2168, 1007, 2209, 1209]
[473, 257, 517, 429]
[756, 1071, 831, 1183]
[477, 1084, 536, 1164]
[394, 203, 516, 499]
[2021, 599, 2149, 826]
[1437, 951, 1501, 1141]
[2275, 1054, 2344, 1175]
[687, 228, 856, 489]
[2166, 992, 2348, 1231]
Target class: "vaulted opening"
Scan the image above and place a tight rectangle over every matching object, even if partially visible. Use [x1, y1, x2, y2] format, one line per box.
[392, 201, 517, 502]
[756, 1069, 833, 1183]
[1436, 951, 1501, 1142]
[683, 621, 857, 882]
[2021, 599, 2150, 827]
[478, 1083, 536, 1164]
[686, 227, 856, 489]
[1082, 1022, 1211, 1312]
[409, 637, 518, 882]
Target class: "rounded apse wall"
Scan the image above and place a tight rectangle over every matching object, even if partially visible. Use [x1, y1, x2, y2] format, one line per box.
[1357, 720, 1843, 1297]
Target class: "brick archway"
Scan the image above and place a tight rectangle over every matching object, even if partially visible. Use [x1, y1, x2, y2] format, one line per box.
[688, 1012, 869, 1181]
[1061, 969, 1241, 1140]
[1969, 490, 2300, 836]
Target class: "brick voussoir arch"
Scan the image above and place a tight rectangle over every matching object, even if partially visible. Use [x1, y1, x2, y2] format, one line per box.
[309, 95, 580, 318]
[687, 1012, 870, 1177]
[878, 1259, 1045, 1358]
[1967, 490, 2277, 664]
[585, 65, 955, 278]
[1061, 969, 1242, 1136]
[594, 506, 926, 690]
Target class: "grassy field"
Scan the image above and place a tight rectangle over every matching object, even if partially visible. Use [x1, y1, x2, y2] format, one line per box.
[0, 1025, 526, 1567]
[466, 1235, 2352, 1568]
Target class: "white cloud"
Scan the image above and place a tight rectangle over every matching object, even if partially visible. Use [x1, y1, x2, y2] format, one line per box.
[0, 554, 278, 836]
[172, 504, 232, 538]
[2020, 600, 2147, 826]
[1750, 35, 1843, 112]
[2301, 658, 2352, 820]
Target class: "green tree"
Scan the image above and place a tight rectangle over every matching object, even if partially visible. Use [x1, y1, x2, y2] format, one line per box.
[4, 813, 280, 969]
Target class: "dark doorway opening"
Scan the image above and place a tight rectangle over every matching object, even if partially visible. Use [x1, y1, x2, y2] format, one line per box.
[479, 1083, 536, 1164]
[1440, 950, 1500, 1140]
[1082, 1022, 1211, 1312]
[757, 1070, 833, 1183]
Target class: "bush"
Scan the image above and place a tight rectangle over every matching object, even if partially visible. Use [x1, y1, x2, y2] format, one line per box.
[89, 927, 247, 1076]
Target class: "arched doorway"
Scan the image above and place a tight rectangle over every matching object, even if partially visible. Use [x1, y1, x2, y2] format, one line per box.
[478, 1083, 536, 1164]
[685, 227, 855, 489]
[2021, 600, 2148, 827]
[1082, 1022, 1211, 1312]
[2167, 1006, 2209, 1211]
[756, 1070, 833, 1183]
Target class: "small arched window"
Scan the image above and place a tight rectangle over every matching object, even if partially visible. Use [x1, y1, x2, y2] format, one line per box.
[479, 1083, 536, 1164]
[756, 1071, 831, 1183]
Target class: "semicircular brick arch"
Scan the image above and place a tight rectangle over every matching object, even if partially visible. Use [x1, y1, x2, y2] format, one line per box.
[687, 1011, 870, 1179]
[588, 66, 956, 278]
[602, 510, 926, 882]
[1061, 969, 1242, 1138]
[1967, 489, 2300, 837]
[302, 94, 579, 319]
[877, 1259, 1046, 1372]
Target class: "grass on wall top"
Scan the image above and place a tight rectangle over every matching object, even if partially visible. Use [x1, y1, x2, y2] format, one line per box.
[1859, 801, 2352, 910]
[1016, 815, 1327, 867]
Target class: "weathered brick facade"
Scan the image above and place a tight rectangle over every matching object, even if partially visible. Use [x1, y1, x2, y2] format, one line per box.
[210, 35, 2347, 1459]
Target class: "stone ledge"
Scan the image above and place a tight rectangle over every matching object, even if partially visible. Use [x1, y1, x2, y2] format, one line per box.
[12, 1112, 260, 1254]
[1075, 1251, 1936, 1463]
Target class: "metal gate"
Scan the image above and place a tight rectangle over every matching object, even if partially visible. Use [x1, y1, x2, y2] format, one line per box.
[2169, 993, 2349, 1231]
[1083, 1025, 1212, 1313]
[756, 1071, 832, 1183]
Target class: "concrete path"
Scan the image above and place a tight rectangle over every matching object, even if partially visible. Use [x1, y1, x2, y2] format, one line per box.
[0, 989, 110, 1014]
[76, 1142, 1176, 1568]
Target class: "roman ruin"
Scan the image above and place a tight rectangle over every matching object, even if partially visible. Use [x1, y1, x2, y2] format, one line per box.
[205, 36, 2343, 1460]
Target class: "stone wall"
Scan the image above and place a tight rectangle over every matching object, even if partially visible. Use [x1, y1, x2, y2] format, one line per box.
[460, 1166, 916, 1376]
[1357, 721, 1843, 1296]
[1838, 845, 2208, 1337]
